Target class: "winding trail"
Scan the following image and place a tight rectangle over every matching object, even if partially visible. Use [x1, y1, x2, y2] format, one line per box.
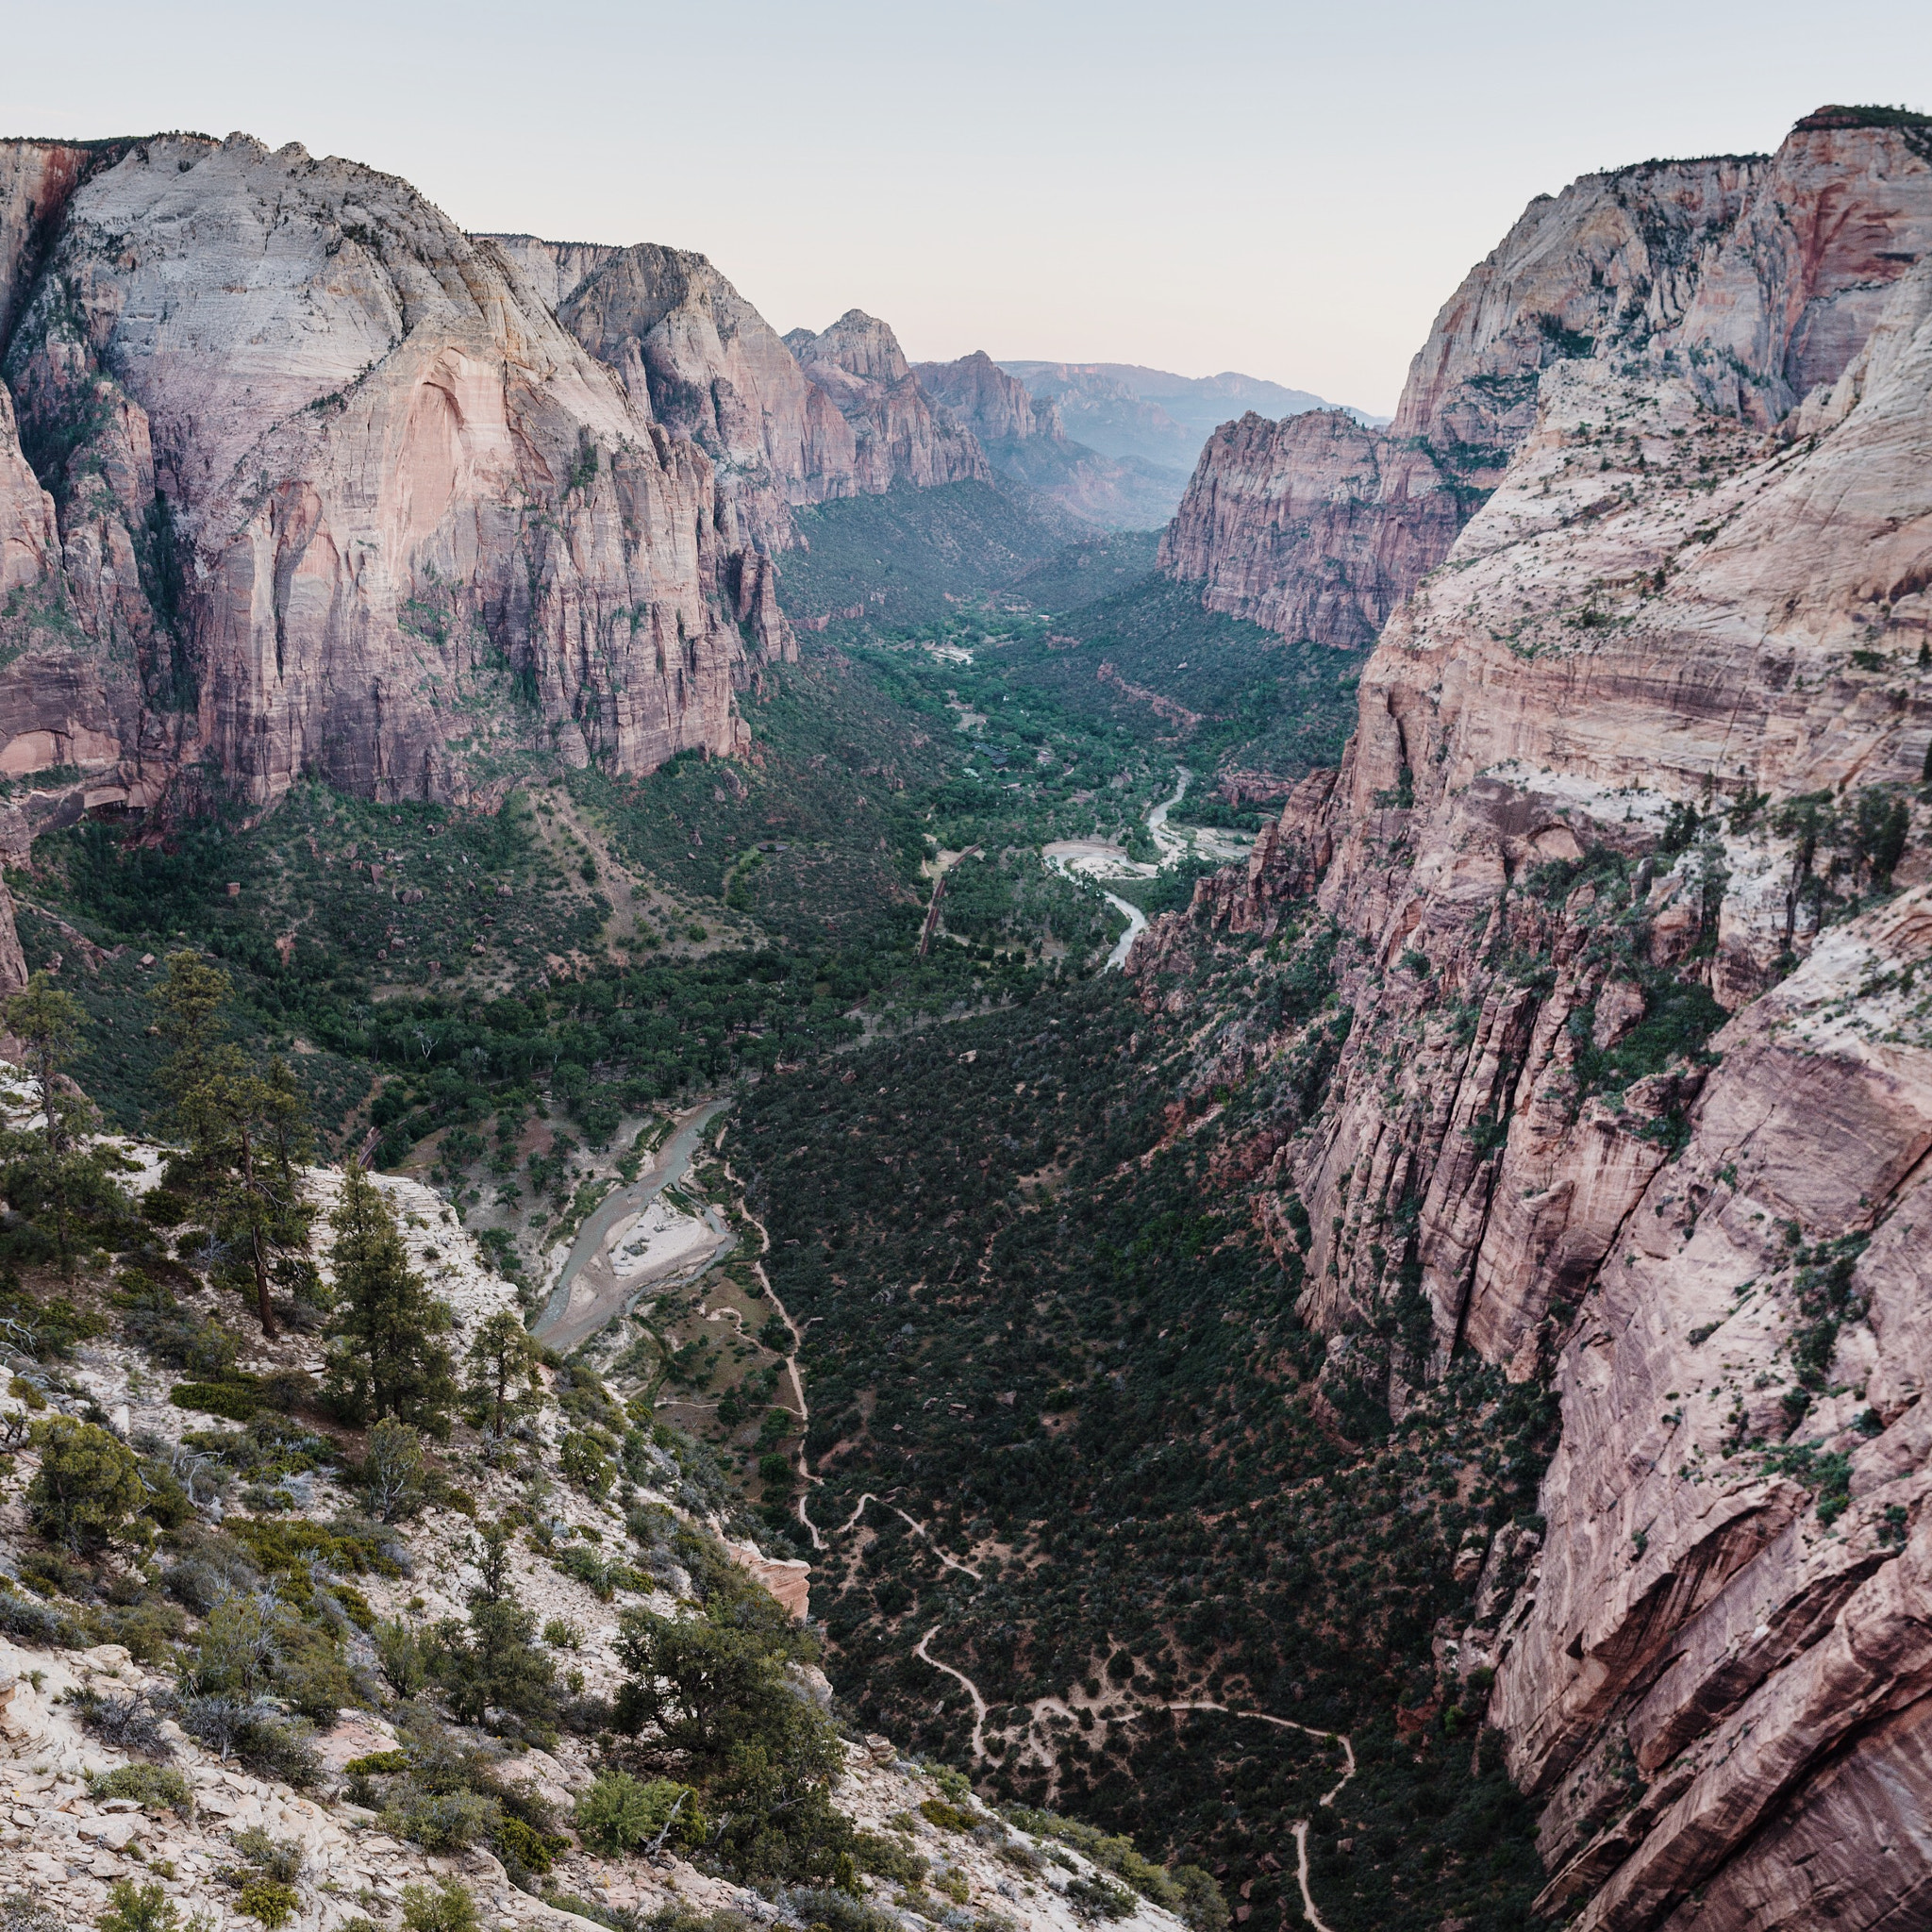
[906, 1622, 1355, 1932]
[713, 1143, 824, 1553]
[1164, 1702, 1357, 1932]
[827, 1492, 983, 1579]
[915, 1624, 991, 1760]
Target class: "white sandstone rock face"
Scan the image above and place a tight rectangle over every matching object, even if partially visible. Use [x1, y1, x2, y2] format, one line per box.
[0, 132, 785, 815]
[1161, 113, 1932, 644]
[497, 240, 855, 550]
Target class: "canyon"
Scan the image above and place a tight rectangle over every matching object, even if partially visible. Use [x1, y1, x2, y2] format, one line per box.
[914, 352, 1186, 528]
[1160, 108, 1932, 650]
[0, 131, 1068, 1001]
[0, 93, 1928, 1932]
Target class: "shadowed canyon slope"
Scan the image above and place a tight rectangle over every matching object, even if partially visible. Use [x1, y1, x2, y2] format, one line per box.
[1130, 104, 1932, 1932]
[0, 132, 797, 834]
[0, 134, 1037, 986]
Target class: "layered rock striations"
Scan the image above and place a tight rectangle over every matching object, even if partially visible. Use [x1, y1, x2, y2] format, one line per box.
[0, 130, 798, 823]
[1137, 109, 1932, 1932]
[1161, 111, 1932, 646]
[494, 237, 889, 545]
[1156, 408, 1467, 646]
[786, 310, 991, 494]
[487, 248, 1001, 542]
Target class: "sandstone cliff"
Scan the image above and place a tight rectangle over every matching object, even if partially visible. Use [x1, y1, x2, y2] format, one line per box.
[1161, 112, 1932, 645]
[1155, 408, 1464, 645]
[493, 236, 871, 545]
[1136, 109, 1932, 1932]
[916, 349, 1063, 446]
[787, 310, 991, 493]
[0, 130, 798, 825]
[916, 350, 1180, 527]
[488, 244, 996, 540]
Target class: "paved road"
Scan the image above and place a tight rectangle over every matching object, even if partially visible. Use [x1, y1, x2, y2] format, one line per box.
[1042, 770, 1206, 973]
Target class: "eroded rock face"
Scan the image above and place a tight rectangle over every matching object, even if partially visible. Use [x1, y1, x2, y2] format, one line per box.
[497, 236, 863, 547]
[1145, 113, 1932, 1932]
[917, 349, 1182, 527]
[0, 371, 54, 596]
[0, 131, 790, 811]
[917, 349, 1062, 446]
[1156, 410, 1463, 646]
[0, 138, 96, 338]
[788, 310, 991, 492]
[1496, 889, 1932, 1932]
[1160, 113, 1932, 644]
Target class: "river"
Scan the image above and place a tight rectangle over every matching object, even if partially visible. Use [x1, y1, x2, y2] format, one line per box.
[1042, 768, 1200, 972]
[531, 1097, 734, 1353]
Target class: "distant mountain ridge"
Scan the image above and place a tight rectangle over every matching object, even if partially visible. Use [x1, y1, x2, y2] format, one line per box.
[998, 359, 1381, 474]
[912, 350, 1185, 530]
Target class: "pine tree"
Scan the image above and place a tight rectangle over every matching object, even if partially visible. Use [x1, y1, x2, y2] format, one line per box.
[149, 955, 314, 1336]
[0, 972, 129, 1268]
[323, 1162, 457, 1434]
[429, 1518, 555, 1732]
[210, 1058, 316, 1338]
[464, 1309, 543, 1443]
[7, 972, 84, 1156]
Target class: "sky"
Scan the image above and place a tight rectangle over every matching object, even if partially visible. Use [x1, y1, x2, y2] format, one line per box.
[5, 0, 1930, 416]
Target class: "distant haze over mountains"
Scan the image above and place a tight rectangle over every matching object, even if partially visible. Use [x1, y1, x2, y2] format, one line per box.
[997, 360, 1385, 475]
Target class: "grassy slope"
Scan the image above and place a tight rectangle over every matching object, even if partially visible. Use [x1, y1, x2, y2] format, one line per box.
[775, 481, 1099, 627]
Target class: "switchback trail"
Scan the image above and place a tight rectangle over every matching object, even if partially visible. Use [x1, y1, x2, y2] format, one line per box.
[908, 1625, 1356, 1932]
[904, 1615, 1359, 1932]
[821, 1491, 983, 1579]
[916, 1624, 991, 1760]
[713, 1141, 823, 1551]
[1165, 1702, 1357, 1932]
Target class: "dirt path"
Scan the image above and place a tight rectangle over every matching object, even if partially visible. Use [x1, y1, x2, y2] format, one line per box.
[826, 1491, 983, 1579]
[900, 1624, 1356, 1932]
[1164, 1702, 1356, 1932]
[714, 1144, 824, 1552]
[723, 1129, 1342, 1923]
[915, 1624, 991, 1760]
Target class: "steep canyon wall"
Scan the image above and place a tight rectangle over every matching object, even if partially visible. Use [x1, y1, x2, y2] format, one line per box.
[1139, 109, 1932, 1932]
[1160, 112, 1932, 652]
[0, 132, 1007, 985]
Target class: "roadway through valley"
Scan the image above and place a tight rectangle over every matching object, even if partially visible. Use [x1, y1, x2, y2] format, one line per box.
[532, 1097, 734, 1353]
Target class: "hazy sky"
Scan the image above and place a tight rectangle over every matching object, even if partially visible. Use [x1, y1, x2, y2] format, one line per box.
[6, 0, 1929, 415]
